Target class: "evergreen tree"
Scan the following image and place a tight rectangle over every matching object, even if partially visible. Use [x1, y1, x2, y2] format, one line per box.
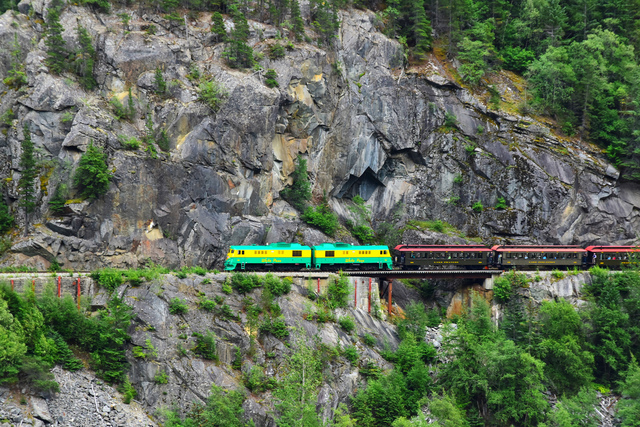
[48, 184, 67, 216]
[0, 196, 14, 234]
[290, 0, 305, 41]
[223, 5, 254, 68]
[73, 141, 111, 199]
[154, 68, 166, 95]
[280, 156, 311, 211]
[3, 33, 27, 89]
[75, 24, 97, 90]
[44, 3, 68, 75]
[211, 11, 227, 43]
[18, 124, 37, 236]
[408, 0, 432, 58]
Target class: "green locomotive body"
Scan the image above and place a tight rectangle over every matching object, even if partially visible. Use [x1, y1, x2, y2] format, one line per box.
[312, 242, 393, 270]
[224, 242, 312, 271]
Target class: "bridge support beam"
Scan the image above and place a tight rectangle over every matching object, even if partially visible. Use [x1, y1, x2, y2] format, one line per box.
[483, 276, 494, 290]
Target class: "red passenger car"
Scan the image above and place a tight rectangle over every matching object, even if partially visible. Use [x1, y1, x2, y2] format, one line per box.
[585, 246, 640, 268]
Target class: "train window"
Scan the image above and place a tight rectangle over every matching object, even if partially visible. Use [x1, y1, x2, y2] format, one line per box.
[507, 253, 512, 258]
[326, 251, 334, 257]
[293, 250, 302, 257]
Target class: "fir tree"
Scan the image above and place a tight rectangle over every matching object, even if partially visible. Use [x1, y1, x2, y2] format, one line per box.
[48, 183, 67, 216]
[3, 33, 27, 89]
[223, 5, 254, 69]
[73, 141, 111, 199]
[0, 195, 14, 234]
[44, 3, 68, 75]
[290, 0, 305, 41]
[211, 12, 227, 43]
[409, 0, 432, 58]
[154, 67, 166, 95]
[18, 124, 37, 235]
[75, 23, 97, 90]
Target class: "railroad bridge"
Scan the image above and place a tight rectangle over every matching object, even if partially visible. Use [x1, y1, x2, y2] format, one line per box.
[0, 269, 503, 315]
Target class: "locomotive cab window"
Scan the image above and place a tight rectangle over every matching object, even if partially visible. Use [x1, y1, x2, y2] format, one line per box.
[326, 251, 335, 257]
[293, 250, 302, 257]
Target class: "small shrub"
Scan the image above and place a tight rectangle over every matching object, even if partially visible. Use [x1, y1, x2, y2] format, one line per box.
[199, 298, 216, 312]
[495, 197, 508, 210]
[465, 144, 477, 155]
[472, 201, 484, 212]
[269, 43, 285, 59]
[453, 174, 463, 184]
[493, 276, 512, 303]
[327, 273, 350, 309]
[444, 112, 458, 128]
[193, 332, 217, 360]
[338, 316, 356, 334]
[169, 298, 189, 315]
[157, 129, 170, 152]
[232, 347, 242, 370]
[264, 273, 291, 296]
[316, 308, 335, 323]
[230, 273, 262, 294]
[91, 268, 123, 292]
[154, 371, 169, 384]
[218, 304, 237, 320]
[244, 366, 267, 392]
[476, 124, 485, 134]
[259, 317, 289, 339]
[222, 283, 233, 294]
[175, 270, 188, 279]
[73, 142, 112, 199]
[264, 69, 279, 88]
[119, 376, 137, 404]
[123, 269, 144, 286]
[132, 346, 146, 359]
[363, 333, 376, 347]
[343, 345, 358, 364]
[552, 269, 565, 279]
[154, 67, 166, 94]
[199, 79, 228, 111]
[429, 220, 444, 232]
[201, 278, 211, 285]
[301, 203, 339, 237]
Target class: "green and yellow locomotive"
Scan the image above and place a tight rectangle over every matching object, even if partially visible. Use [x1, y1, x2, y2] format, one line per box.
[224, 242, 392, 271]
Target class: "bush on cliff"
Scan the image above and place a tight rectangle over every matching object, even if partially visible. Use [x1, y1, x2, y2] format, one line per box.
[73, 141, 111, 199]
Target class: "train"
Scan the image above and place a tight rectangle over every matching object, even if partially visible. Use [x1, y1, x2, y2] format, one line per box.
[223, 242, 640, 272]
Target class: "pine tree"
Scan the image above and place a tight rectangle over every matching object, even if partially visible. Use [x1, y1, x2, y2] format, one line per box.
[18, 124, 37, 235]
[290, 0, 305, 41]
[73, 141, 111, 199]
[223, 5, 254, 68]
[44, 4, 68, 75]
[75, 24, 97, 90]
[154, 68, 166, 95]
[409, 0, 432, 58]
[211, 12, 227, 43]
[48, 183, 67, 216]
[0, 195, 14, 234]
[3, 33, 27, 88]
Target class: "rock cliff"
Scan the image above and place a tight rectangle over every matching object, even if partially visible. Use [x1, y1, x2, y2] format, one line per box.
[0, 4, 638, 270]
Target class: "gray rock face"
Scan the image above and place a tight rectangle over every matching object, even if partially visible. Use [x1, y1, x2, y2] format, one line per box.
[0, 6, 638, 270]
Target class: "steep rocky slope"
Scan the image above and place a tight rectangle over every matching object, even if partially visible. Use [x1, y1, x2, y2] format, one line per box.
[0, 4, 638, 270]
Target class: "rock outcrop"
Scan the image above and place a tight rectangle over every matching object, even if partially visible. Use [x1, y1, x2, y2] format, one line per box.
[0, 5, 638, 270]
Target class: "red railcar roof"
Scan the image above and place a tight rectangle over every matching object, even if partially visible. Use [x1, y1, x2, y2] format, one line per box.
[394, 245, 492, 252]
[492, 245, 585, 253]
[585, 246, 640, 253]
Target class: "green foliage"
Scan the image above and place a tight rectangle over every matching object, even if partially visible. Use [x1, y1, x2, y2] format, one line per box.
[154, 67, 167, 95]
[230, 273, 262, 294]
[302, 200, 339, 237]
[444, 112, 458, 128]
[290, 0, 305, 41]
[327, 273, 350, 309]
[44, 3, 67, 75]
[264, 274, 291, 296]
[91, 268, 123, 292]
[343, 344, 358, 364]
[495, 197, 508, 210]
[618, 357, 640, 426]
[244, 365, 275, 392]
[493, 276, 512, 303]
[193, 331, 217, 360]
[552, 269, 565, 279]
[74, 24, 96, 90]
[269, 43, 286, 59]
[338, 315, 356, 334]
[259, 316, 289, 339]
[273, 337, 322, 427]
[48, 183, 67, 216]
[119, 376, 137, 404]
[363, 333, 376, 347]
[199, 79, 228, 111]
[471, 201, 483, 212]
[223, 5, 254, 69]
[3, 34, 27, 89]
[398, 302, 428, 340]
[211, 12, 227, 42]
[119, 135, 141, 150]
[162, 384, 248, 426]
[280, 156, 311, 211]
[453, 174, 463, 184]
[264, 69, 279, 88]
[73, 142, 111, 199]
[232, 346, 242, 370]
[154, 370, 169, 384]
[548, 387, 599, 427]
[169, 298, 189, 315]
[222, 282, 233, 294]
